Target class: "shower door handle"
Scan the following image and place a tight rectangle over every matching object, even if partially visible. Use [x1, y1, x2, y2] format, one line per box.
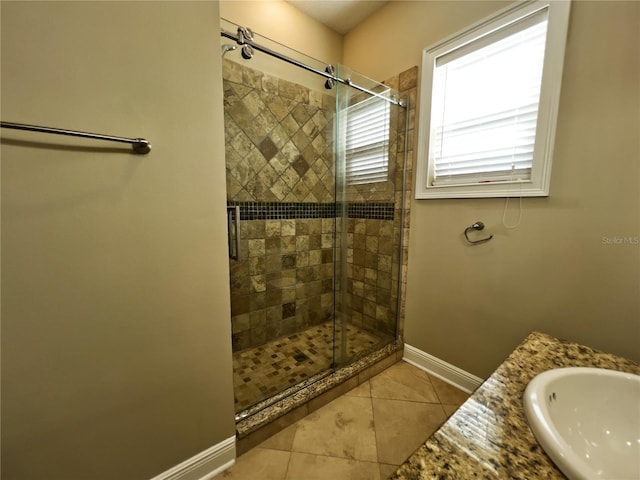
[227, 206, 241, 261]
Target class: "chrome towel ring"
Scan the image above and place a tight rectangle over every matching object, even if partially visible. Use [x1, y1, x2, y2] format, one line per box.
[464, 221, 493, 245]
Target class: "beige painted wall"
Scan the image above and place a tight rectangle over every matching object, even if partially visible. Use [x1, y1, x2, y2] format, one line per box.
[220, 0, 343, 64]
[346, 1, 640, 377]
[344, 1, 509, 83]
[1, 2, 235, 479]
[219, 0, 343, 94]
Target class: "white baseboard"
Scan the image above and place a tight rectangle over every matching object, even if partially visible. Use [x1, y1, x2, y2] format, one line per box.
[403, 344, 484, 394]
[150, 435, 236, 480]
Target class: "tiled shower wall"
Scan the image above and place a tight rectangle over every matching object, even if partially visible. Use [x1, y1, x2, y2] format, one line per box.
[223, 58, 416, 353]
[223, 59, 337, 352]
[383, 66, 418, 339]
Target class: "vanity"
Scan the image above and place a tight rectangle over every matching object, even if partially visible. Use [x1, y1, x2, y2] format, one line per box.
[390, 331, 640, 479]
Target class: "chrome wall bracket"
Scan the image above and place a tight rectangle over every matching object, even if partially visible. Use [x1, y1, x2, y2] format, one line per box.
[324, 65, 335, 90]
[236, 27, 255, 59]
[237, 26, 253, 44]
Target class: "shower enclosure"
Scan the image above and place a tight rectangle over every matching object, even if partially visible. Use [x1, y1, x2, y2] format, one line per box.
[220, 20, 408, 415]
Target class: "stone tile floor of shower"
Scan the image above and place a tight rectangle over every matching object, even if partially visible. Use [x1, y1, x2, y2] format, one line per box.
[218, 361, 470, 480]
[233, 321, 393, 412]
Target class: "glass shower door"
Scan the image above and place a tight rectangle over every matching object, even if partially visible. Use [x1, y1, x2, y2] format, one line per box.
[221, 19, 338, 413]
[221, 19, 407, 416]
[333, 64, 406, 367]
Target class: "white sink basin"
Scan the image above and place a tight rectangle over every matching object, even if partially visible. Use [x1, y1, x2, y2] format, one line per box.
[523, 367, 640, 480]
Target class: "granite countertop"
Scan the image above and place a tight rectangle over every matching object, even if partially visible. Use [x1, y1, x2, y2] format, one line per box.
[391, 331, 640, 479]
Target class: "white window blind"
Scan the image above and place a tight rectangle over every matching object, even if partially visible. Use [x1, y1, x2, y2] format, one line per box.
[345, 96, 390, 185]
[430, 9, 548, 186]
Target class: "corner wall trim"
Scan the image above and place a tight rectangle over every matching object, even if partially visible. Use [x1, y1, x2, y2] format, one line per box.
[149, 435, 236, 480]
[403, 344, 484, 394]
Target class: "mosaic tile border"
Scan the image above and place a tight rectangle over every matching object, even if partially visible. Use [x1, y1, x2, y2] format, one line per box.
[227, 201, 395, 220]
[346, 202, 395, 220]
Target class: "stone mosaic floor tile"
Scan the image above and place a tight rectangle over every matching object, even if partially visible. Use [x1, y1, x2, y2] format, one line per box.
[232, 321, 388, 411]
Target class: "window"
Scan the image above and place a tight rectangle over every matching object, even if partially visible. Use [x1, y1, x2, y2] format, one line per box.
[415, 0, 571, 198]
[345, 96, 390, 185]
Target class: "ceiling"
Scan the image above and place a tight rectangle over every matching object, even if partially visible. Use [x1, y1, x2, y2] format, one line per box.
[286, 0, 389, 35]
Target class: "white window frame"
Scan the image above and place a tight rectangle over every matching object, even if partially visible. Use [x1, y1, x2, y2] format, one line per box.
[415, 0, 571, 199]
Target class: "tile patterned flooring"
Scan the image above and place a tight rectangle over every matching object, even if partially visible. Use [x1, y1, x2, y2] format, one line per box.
[218, 361, 470, 480]
[233, 321, 392, 411]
